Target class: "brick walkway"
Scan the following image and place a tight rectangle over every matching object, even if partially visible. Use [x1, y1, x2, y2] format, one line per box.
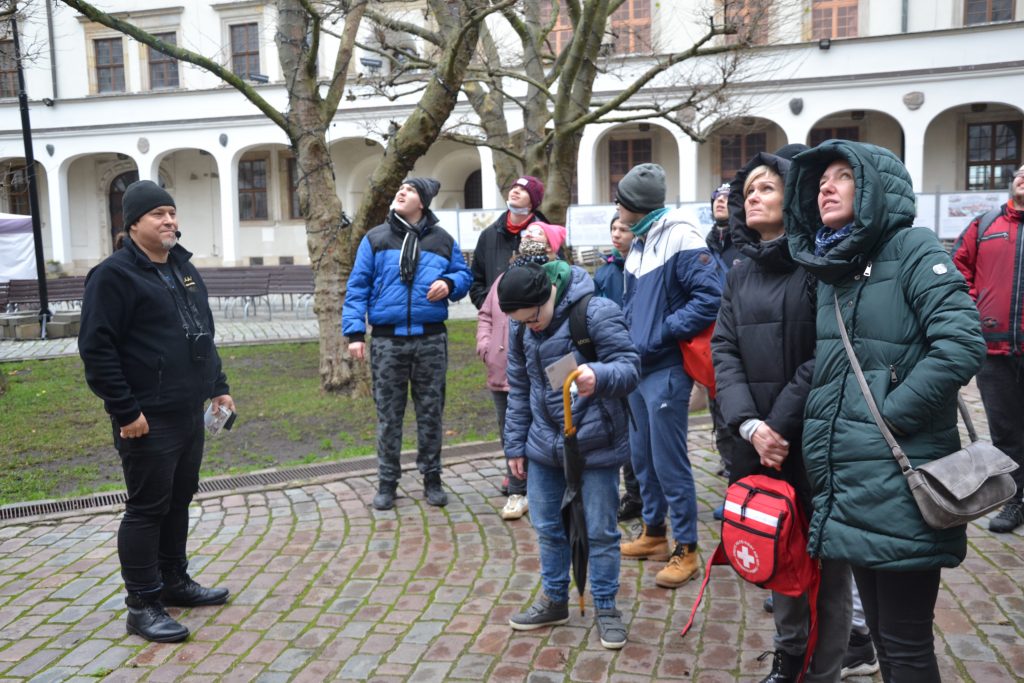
[0, 385, 1021, 682]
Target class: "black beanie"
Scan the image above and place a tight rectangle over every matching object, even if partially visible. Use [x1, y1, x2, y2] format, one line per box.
[402, 177, 441, 210]
[498, 262, 552, 313]
[122, 180, 175, 228]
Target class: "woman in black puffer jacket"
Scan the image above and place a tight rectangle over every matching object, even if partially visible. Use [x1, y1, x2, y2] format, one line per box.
[712, 145, 852, 683]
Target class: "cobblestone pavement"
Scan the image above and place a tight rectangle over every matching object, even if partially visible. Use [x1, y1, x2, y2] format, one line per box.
[0, 385, 1021, 682]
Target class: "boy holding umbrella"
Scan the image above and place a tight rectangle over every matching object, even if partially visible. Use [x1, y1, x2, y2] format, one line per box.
[499, 261, 639, 649]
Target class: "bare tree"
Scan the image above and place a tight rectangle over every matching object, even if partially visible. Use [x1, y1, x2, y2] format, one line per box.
[363, 0, 793, 224]
[53, 0, 497, 392]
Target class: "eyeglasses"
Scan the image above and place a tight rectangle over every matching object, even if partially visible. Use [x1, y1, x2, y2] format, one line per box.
[523, 305, 542, 325]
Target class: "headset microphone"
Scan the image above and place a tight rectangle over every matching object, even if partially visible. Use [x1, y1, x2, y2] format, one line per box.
[175, 231, 182, 238]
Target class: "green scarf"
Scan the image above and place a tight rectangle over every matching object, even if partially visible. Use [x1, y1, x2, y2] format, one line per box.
[629, 207, 667, 238]
[542, 260, 572, 305]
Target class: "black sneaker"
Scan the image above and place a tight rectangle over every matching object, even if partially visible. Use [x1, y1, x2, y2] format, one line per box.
[617, 494, 642, 522]
[757, 649, 804, 683]
[989, 501, 1024, 534]
[373, 482, 397, 510]
[509, 594, 569, 631]
[763, 595, 774, 613]
[841, 630, 879, 678]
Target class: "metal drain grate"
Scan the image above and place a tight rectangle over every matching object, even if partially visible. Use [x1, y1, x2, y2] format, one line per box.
[0, 440, 502, 523]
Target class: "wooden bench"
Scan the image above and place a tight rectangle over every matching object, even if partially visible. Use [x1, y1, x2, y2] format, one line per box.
[268, 265, 315, 316]
[198, 269, 272, 319]
[3, 277, 86, 312]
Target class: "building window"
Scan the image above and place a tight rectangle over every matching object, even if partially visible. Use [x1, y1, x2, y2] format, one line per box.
[94, 37, 125, 93]
[609, 0, 651, 55]
[809, 126, 860, 147]
[538, 5, 573, 55]
[610, 138, 653, 200]
[811, 0, 858, 39]
[148, 32, 179, 89]
[964, 0, 1013, 25]
[966, 121, 1021, 190]
[238, 157, 268, 220]
[719, 131, 767, 182]
[0, 40, 17, 98]
[5, 165, 30, 215]
[724, 0, 772, 46]
[286, 157, 302, 219]
[230, 23, 260, 79]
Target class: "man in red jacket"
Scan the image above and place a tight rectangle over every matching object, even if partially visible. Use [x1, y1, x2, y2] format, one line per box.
[953, 165, 1024, 533]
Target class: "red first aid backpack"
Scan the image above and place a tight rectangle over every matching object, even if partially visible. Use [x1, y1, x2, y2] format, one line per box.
[681, 474, 820, 681]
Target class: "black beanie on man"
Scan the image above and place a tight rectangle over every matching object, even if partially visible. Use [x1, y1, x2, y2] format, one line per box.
[498, 262, 553, 313]
[402, 177, 441, 210]
[615, 163, 666, 214]
[122, 180, 176, 229]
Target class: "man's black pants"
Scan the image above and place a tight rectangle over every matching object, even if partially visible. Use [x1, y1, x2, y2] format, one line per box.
[852, 566, 942, 682]
[114, 410, 204, 593]
[976, 354, 1024, 501]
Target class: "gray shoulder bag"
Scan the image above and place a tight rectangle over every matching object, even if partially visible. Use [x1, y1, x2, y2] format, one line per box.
[833, 293, 1018, 529]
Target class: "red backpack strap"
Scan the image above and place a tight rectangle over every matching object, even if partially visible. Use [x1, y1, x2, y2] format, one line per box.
[796, 562, 822, 683]
[680, 544, 728, 637]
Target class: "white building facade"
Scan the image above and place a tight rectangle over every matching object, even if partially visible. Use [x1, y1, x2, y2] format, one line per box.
[0, 0, 1022, 271]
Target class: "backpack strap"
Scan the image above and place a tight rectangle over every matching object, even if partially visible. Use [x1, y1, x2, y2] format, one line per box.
[568, 293, 597, 362]
[974, 206, 1003, 248]
[680, 543, 729, 637]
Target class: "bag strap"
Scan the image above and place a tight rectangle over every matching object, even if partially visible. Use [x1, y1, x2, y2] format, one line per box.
[680, 544, 728, 637]
[832, 292, 915, 476]
[957, 395, 979, 443]
[568, 293, 597, 362]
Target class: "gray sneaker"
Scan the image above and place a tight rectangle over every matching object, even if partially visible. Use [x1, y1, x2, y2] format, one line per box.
[509, 595, 569, 631]
[595, 607, 627, 649]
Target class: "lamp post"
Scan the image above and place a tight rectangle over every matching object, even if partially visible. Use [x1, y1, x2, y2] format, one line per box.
[10, 13, 51, 338]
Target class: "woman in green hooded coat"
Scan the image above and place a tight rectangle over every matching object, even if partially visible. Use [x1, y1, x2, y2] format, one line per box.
[784, 140, 986, 682]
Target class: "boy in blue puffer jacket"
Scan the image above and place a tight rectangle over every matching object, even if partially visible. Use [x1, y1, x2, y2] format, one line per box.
[343, 178, 471, 511]
[498, 261, 639, 650]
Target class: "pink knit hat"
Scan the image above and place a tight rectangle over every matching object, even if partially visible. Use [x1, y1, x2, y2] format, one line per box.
[526, 221, 567, 255]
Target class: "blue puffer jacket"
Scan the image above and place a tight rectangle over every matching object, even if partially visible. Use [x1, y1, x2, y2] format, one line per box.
[504, 267, 640, 470]
[343, 209, 471, 338]
[622, 208, 724, 375]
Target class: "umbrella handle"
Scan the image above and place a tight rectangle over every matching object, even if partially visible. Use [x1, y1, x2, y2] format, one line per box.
[563, 369, 582, 436]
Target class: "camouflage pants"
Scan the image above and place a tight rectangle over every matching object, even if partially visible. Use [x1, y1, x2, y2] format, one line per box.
[369, 333, 448, 484]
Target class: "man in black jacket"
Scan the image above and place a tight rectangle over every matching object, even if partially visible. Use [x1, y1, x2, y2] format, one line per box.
[468, 175, 547, 309]
[79, 180, 234, 643]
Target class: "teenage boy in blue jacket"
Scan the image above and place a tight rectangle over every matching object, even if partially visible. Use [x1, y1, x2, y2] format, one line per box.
[343, 178, 471, 510]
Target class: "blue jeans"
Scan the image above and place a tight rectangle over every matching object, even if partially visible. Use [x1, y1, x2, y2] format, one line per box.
[526, 460, 621, 609]
[628, 364, 697, 544]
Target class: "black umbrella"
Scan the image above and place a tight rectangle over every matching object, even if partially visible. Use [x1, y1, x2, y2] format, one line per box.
[561, 369, 588, 616]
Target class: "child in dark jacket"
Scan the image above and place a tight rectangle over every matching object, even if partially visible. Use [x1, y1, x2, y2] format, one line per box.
[499, 261, 639, 650]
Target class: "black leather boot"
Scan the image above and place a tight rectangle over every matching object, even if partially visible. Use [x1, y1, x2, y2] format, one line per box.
[161, 565, 230, 607]
[757, 649, 805, 683]
[125, 591, 189, 642]
[373, 481, 398, 510]
[424, 472, 448, 507]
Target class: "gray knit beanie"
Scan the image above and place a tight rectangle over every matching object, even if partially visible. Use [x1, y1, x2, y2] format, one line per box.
[615, 163, 666, 214]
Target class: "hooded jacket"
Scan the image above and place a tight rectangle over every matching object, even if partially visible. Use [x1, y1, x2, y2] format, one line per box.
[504, 266, 640, 470]
[468, 208, 550, 309]
[785, 140, 987, 570]
[79, 238, 229, 426]
[952, 200, 1024, 356]
[593, 251, 626, 307]
[622, 208, 723, 375]
[711, 151, 816, 505]
[343, 209, 471, 339]
[475, 272, 511, 393]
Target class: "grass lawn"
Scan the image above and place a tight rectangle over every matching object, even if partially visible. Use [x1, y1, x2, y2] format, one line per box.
[0, 320, 497, 506]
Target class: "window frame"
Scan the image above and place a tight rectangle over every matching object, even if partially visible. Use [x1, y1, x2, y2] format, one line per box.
[147, 32, 180, 90]
[719, 131, 768, 183]
[229, 22, 261, 79]
[93, 36, 126, 94]
[609, 137, 654, 201]
[0, 39, 17, 99]
[810, 0, 858, 40]
[238, 154, 270, 221]
[965, 120, 1022, 191]
[4, 164, 31, 215]
[723, 0, 773, 47]
[964, 0, 1014, 26]
[609, 0, 652, 55]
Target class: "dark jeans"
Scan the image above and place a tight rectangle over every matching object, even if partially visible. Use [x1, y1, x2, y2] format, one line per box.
[493, 390, 527, 495]
[976, 354, 1024, 501]
[851, 566, 942, 682]
[115, 410, 204, 593]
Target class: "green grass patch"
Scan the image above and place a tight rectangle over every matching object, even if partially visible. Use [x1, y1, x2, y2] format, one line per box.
[0, 320, 496, 505]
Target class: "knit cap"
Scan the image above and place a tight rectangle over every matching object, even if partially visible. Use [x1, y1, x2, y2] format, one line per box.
[497, 262, 553, 313]
[615, 163, 666, 213]
[122, 180, 175, 228]
[401, 177, 441, 210]
[511, 176, 545, 212]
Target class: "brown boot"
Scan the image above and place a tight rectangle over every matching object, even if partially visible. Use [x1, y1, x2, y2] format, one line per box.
[655, 542, 700, 588]
[620, 523, 670, 560]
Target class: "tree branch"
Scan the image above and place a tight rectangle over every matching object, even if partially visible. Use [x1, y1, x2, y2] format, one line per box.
[323, 0, 367, 116]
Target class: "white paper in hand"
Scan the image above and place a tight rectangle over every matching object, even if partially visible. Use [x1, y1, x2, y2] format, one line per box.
[544, 352, 578, 392]
[204, 403, 233, 435]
